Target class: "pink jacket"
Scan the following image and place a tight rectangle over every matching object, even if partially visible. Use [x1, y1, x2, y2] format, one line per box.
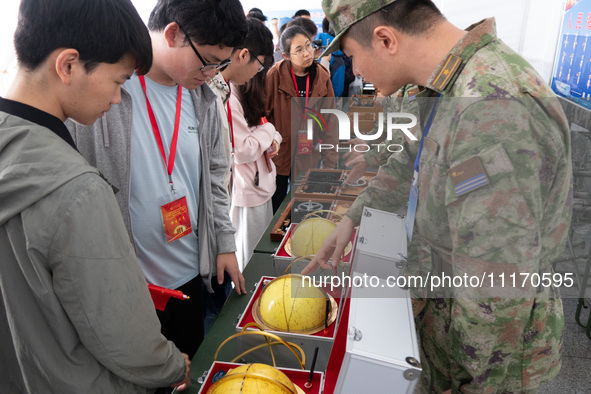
[230, 89, 282, 208]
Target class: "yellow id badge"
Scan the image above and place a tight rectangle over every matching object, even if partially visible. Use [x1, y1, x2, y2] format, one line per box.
[160, 196, 192, 243]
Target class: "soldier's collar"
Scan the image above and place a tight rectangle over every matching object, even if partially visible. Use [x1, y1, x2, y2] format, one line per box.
[425, 17, 497, 94]
[404, 85, 424, 102]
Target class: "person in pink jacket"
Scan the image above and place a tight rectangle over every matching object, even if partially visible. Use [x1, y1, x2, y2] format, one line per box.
[219, 18, 280, 270]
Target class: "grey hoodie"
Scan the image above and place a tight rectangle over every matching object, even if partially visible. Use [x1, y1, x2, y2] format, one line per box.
[67, 84, 236, 292]
[0, 99, 185, 393]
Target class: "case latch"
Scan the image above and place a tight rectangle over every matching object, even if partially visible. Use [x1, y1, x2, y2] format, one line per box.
[348, 326, 363, 341]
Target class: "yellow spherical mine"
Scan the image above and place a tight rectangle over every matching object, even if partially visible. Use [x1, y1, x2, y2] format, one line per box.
[254, 274, 332, 334]
[206, 363, 298, 394]
[290, 217, 336, 257]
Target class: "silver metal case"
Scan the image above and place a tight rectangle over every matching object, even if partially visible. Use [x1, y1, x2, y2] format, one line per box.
[334, 207, 421, 393]
[352, 207, 408, 279]
[334, 274, 421, 393]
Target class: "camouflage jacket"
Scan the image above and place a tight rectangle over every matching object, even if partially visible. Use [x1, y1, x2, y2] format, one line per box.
[347, 18, 572, 392]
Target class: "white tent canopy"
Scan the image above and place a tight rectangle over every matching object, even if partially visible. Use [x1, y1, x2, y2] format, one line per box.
[0, 0, 565, 94]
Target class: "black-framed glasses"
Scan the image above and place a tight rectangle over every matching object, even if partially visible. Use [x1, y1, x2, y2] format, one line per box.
[178, 24, 231, 72]
[251, 53, 265, 73]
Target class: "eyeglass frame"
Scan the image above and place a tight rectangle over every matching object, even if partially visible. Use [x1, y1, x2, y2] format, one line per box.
[290, 41, 314, 58]
[250, 52, 265, 73]
[178, 24, 232, 72]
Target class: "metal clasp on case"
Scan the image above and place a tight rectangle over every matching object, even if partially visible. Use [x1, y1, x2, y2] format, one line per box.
[405, 356, 421, 368]
[348, 326, 363, 341]
[197, 370, 209, 384]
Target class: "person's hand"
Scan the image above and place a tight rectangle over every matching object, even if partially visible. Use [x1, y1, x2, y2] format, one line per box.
[301, 216, 355, 274]
[268, 140, 280, 158]
[171, 353, 191, 391]
[217, 252, 246, 295]
[344, 154, 370, 184]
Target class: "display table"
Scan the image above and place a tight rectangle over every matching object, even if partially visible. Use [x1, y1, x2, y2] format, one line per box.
[252, 196, 290, 254]
[187, 253, 276, 393]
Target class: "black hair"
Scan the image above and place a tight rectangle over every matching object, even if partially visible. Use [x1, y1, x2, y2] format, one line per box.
[322, 17, 330, 34]
[280, 26, 309, 54]
[242, 18, 274, 68]
[247, 8, 267, 22]
[293, 9, 310, 18]
[236, 18, 274, 127]
[235, 72, 268, 128]
[286, 18, 318, 41]
[279, 22, 289, 39]
[347, 0, 444, 45]
[248, 11, 267, 23]
[14, 0, 152, 74]
[148, 0, 247, 48]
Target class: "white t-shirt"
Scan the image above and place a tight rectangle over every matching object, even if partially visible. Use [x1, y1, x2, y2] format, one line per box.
[126, 74, 201, 289]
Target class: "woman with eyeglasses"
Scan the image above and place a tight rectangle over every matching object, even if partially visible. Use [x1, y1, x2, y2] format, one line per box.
[265, 25, 339, 213]
[215, 18, 281, 271]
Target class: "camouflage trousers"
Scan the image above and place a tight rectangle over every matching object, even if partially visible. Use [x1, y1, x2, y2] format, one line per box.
[412, 296, 564, 394]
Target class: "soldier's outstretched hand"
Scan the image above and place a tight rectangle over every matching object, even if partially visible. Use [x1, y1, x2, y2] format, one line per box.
[345, 154, 370, 184]
[301, 216, 355, 274]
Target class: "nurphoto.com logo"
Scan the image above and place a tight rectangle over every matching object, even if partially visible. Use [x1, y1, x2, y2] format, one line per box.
[303, 107, 418, 153]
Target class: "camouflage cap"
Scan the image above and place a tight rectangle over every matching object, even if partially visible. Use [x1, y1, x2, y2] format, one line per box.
[321, 0, 398, 56]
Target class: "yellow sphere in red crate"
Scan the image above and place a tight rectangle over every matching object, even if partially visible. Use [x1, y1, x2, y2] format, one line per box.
[253, 274, 334, 335]
[290, 217, 336, 257]
[206, 363, 299, 393]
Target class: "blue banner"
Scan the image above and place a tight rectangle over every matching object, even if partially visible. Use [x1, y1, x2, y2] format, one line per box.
[551, 0, 591, 109]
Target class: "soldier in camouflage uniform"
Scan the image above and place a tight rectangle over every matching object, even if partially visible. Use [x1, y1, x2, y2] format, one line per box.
[342, 84, 420, 182]
[302, 0, 572, 392]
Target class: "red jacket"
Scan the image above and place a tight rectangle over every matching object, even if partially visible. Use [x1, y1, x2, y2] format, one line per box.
[265, 59, 338, 177]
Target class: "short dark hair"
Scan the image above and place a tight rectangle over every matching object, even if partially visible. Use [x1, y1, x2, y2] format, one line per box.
[287, 17, 318, 41]
[148, 0, 247, 48]
[280, 26, 309, 54]
[247, 10, 268, 23]
[279, 22, 290, 39]
[293, 9, 310, 18]
[243, 18, 274, 66]
[247, 8, 267, 22]
[236, 18, 274, 127]
[14, 0, 152, 74]
[347, 0, 444, 46]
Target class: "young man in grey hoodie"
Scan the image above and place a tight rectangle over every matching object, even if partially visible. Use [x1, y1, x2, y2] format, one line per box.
[0, 0, 190, 392]
[68, 0, 248, 359]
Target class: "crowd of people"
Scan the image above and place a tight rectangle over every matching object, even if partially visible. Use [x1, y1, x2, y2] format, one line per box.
[0, 1, 341, 392]
[0, 0, 572, 393]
